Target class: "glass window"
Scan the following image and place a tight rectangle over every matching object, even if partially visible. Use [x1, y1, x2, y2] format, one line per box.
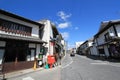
[0, 19, 32, 36]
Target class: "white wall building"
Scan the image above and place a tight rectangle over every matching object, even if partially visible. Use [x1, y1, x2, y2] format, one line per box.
[78, 39, 93, 55]
[75, 41, 84, 49]
[39, 20, 54, 56]
[89, 39, 98, 56]
[39, 20, 64, 64]
[94, 20, 120, 58]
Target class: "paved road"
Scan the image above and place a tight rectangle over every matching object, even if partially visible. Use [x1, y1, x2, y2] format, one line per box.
[61, 53, 120, 80]
[4, 53, 120, 80]
[6, 66, 61, 80]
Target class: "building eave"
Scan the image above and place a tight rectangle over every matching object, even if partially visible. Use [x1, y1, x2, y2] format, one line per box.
[0, 9, 43, 26]
[95, 20, 120, 38]
[0, 33, 47, 44]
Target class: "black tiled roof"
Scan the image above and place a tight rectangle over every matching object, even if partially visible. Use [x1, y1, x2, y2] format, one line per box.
[0, 9, 42, 26]
[95, 20, 120, 37]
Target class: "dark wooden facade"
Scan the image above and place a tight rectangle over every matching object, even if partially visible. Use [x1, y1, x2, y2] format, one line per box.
[0, 9, 46, 73]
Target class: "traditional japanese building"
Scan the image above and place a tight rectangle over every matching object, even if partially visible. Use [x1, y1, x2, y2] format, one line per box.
[94, 20, 120, 58]
[39, 20, 64, 64]
[0, 9, 46, 73]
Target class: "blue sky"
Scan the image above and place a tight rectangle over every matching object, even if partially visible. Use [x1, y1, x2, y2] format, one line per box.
[0, 0, 120, 48]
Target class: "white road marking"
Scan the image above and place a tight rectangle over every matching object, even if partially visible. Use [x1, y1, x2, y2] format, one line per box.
[91, 62, 120, 68]
[109, 64, 120, 68]
[90, 62, 109, 65]
[93, 60, 120, 67]
[22, 76, 34, 80]
[62, 57, 73, 69]
[95, 60, 104, 62]
[78, 55, 120, 68]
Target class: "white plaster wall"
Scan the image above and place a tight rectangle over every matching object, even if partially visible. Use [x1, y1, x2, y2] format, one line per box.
[28, 43, 35, 61]
[94, 47, 98, 55]
[49, 42, 53, 55]
[31, 49, 35, 61]
[61, 40, 65, 45]
[0, 13, 39, 38]
[40, 20, 54, 55]
[94, 39, 98, 46]
[36, 44, 40, 58]
[104, 46, 109, 57]
[29, 43, 36, 48]
[42, 20, 50, 55]
[32, 27, 39, 37]
[80, 42, 87, 54]
[89, 47, 93, 55]
[0, 41, 6, 64]
[93, 46, 98, 55]
[41, 20, 50, 42]
[115, 24, 120, 37]
[97, 33, 105, 45]
[96, 26, 116, 57]
[108, 26, 115, 37]
[97, 27, 116, 45]
[50, 25, 54, 55]
[39, 20, 57, 55]
[0, 49, 5, 64]
[97, 28, 109, 45]
[88, 42, 93, 47]
[50, 25, 53, 38]
[92, 39, 99, 56]
[90, 44, 98, 56]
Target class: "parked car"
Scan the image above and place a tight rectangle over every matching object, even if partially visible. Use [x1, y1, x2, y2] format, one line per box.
[70, 52, 75, 56]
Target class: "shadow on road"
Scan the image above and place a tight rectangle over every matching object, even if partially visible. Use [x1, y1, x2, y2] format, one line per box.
[86, 55, 120, 63]
[77, 53, 120, 63]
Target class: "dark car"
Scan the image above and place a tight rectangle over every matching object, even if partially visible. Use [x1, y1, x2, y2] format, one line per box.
[70, 53, 75, 56]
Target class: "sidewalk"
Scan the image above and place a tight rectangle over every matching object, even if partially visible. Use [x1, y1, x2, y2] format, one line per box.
[0, 67, 44, 80]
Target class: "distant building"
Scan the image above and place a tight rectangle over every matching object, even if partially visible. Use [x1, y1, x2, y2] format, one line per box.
[75, 41, 84, 49]
[78, 39, 93, 55]
[77, 19, 120, 59]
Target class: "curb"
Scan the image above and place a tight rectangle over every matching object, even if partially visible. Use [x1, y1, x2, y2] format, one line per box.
[4, 67, 44, 79]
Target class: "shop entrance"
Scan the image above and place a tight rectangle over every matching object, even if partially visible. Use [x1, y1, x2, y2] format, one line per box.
[4, 40, 28, 62]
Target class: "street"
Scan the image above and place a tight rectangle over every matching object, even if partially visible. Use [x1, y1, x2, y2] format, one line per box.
[62, 53, 120, 80]
[5, 53, 120, 80]
[6, 66, 61, 80]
